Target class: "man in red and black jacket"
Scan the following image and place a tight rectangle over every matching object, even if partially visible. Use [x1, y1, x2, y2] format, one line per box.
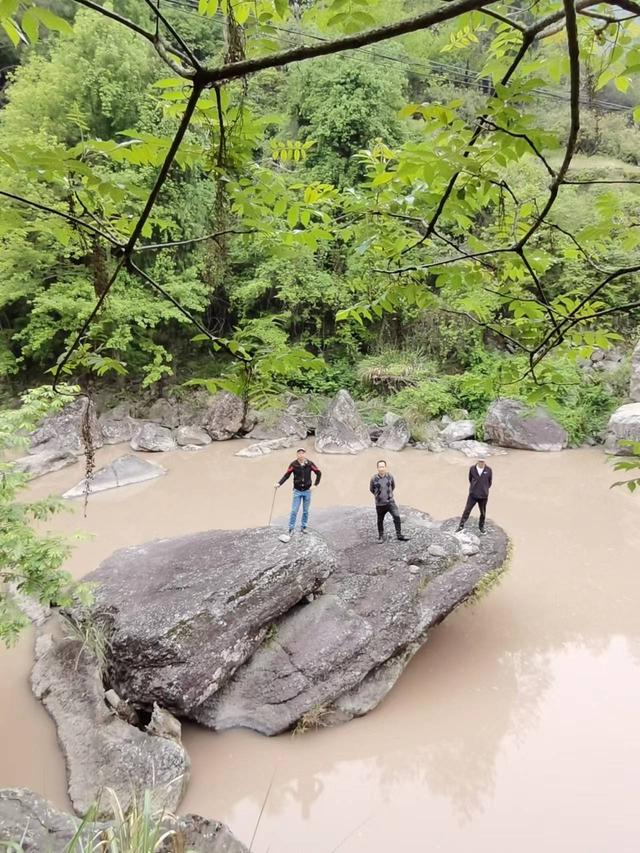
[275, 448, 322, 535]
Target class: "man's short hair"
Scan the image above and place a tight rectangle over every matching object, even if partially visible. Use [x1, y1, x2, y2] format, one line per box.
[297, 448, 306, 453]
[377, 459, 387, 465]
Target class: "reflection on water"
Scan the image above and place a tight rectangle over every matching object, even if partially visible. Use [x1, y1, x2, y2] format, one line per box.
[1, 444, 639, 852]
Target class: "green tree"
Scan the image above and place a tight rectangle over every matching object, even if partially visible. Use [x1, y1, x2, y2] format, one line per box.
[0, 385, 87, 646]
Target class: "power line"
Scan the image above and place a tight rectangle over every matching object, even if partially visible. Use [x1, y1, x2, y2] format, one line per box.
[161, 0, 633, 114]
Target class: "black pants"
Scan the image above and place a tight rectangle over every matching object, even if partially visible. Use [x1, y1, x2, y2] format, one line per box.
[460, 495, 487, 528]
[376, 501, 401, 537]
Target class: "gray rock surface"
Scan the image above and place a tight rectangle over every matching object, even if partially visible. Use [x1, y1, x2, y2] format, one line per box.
[146, 398, 179, 429]
[63, 454, 166, 499]
[31, 630, 189, 817]
[13, 447, 76, 479]
[202, 507, 508, 734]
[630, 340, 640, 402]
[203, 391, 245, 440]
[175, 425, 212, 447]
[440, 419, 475, 443]
[375, 416, 411, 451]
[99, 414, 141, 445]
[315, 390, 372, 454]
[447, 439, 507, 458]
[484, 398, 568, 451]
[603, 402, 640, 455]
[85, 529, 335, 717]
[30, 398, 103, 456]
[0, 788, 249, 852]
[247, 410, 307, 441]
[235, 436, 300, 457]
[130, 423, 176, 453]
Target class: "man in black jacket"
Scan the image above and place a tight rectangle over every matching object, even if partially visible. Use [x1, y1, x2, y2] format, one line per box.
[276, 448, 322, 535]
[456, 458, 493, 535]
[369, 459, 410, 543]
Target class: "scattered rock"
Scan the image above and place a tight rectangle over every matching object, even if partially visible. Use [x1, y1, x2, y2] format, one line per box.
[603, 402, 640, 455]
[383, 412, 401, 426]
[203, 392, 245, 441]
[315, 390, 372, 454]
[146, 703, 182, 743]
[0, 789, 249, 853]
[447, 439, 507, 458]
[235, 436, 300, 457]
[63, 454, 166, 499]
[13, 448, 76, 479]
[247, 410, 307, 442]
[146, 398, 179, 429]
[440, 419, 475, 443]
[83, 528, 336, 718]
[131, 423, 176, 453]
[484, 398, 568, 451]
[99, 414, 141, 445]
[31, 628, 189, 818]
[376, 416, 411, 451]
[175, 425, 212, 447]
[30, 398, 103, 456]
[630, 340, 640, 403]
[202, 507, 508, 734]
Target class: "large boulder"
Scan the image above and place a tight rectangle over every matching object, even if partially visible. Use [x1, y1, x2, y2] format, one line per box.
[0, 789, 249, 852]
[30, 398, 103, 456]
[440, 419, 475, 443]
[247, 410, 307, 442]
[84, 529, 335, 717]
[79, 513, 508, 738]
[484, 398, 568, 451]
[31, 629, 189, 817]
[630, 340, 640, 402]
[315, 390, 372, 454]
[13, 448, 76, 479]
[604, 402, 640, 455]
[202, 391, 245, 440]
[63, 454, 166, 499]
[202, 508, 508, 734]
[130, 423, 176, 453]
[375, 416, 411, 451]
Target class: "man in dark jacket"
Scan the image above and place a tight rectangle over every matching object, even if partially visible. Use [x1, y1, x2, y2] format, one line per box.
[276, 448, 321, 535]
[369, 459, 410, 543]
[456, 458, 493, 535]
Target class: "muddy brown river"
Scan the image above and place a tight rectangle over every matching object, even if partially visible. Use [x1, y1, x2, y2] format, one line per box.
[1, 443, 639, 852]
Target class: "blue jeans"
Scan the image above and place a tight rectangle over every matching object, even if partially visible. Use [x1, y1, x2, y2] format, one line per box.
[289, 488, 311, 531]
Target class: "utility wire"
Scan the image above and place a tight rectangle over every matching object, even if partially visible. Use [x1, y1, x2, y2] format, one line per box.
[161, 0, 635, 114]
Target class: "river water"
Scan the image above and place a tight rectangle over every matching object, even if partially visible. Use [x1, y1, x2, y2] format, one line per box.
[1, 443, 639, 852]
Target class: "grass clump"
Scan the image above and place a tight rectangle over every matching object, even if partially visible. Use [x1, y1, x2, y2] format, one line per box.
[294, 704, 332, 735]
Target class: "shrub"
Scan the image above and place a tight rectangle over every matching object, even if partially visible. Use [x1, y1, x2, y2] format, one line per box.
[356, 348, 435, 394]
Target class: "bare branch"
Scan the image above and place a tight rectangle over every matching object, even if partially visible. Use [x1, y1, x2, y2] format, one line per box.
[128, 260, 220, 343]
[136, 228, 255, 252]
[516, 0, 581, 250]
[71, 0, 193, 73]
[0, 189, 121, 244]
[52, 258, 126, 389]
[124, 83, 203, 252]
[479, 118, 556, 178]
[141, 0, 202, 70]
[195, 0, 497, 85]
[481, 9, 527, 31]
[374, 247, 512, 275]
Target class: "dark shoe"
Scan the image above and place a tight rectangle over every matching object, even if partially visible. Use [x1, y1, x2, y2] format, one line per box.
[301, 527, 308, 534]
[396, 534, 411, 542]
[455, 524, 464, 533]
[479, 528, 487, 536]
[377, 535, 385, 544]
